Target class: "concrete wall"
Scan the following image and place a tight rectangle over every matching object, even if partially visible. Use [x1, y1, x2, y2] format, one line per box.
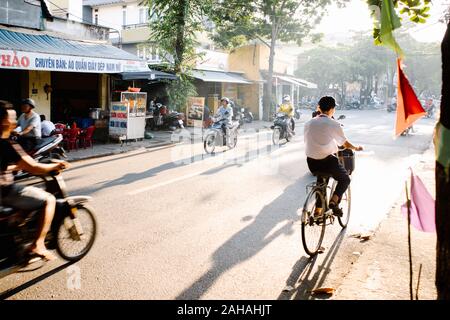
[45, 17, 109, 41]
[28, 71, 51, 120]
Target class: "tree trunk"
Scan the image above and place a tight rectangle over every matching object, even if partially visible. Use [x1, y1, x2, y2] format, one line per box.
[263, 22, 278, 121]
[174, 0, 188, 74]
[436, 23, 450, 300]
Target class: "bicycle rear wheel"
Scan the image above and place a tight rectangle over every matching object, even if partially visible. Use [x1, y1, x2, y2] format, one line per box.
[338, 186, 351, 228]
[301, 188, 327, 256]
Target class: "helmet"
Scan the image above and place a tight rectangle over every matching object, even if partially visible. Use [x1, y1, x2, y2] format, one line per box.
[283, 95, 291, 102]
[21, 98, 36, 108]
[221, 97, 230, 104]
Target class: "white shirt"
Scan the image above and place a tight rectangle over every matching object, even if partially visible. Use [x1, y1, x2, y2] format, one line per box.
[304, 115, 347, 160]
[41, 120, 56, 137]
[215, 105, 233, 122]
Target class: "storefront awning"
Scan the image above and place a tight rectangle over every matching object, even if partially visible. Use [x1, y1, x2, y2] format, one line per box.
[192, 70, 251, 84]
[274, 75, 318, 89]
[117, 70, 177, 81]
[0, 28, 149, 73]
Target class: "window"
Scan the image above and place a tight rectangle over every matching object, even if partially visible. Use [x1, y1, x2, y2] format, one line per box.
[94, 14, 98, 25]
[122, 7, 127, 26]
[139, 8, 145, 24]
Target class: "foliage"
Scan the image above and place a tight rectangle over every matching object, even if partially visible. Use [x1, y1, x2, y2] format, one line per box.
[209, 0, 349, 119]
[367, 0, 432, 45]
[147, 0, 212, 111]
[296, 33, 441, 104]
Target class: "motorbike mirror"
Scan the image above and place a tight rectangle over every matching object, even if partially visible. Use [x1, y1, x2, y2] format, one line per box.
[338, 115, 346, 120]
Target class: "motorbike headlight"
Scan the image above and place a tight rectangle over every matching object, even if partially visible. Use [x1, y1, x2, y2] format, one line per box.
[241, 108, 245, 112]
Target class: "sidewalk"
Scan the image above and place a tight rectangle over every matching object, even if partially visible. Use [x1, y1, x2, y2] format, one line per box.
[333, 146, 437, 300]
[65, 120, 275, 162]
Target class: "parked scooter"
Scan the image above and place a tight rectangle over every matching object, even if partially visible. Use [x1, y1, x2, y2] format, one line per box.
[203, 112, 239, 154]
[0, 170, 97, 278]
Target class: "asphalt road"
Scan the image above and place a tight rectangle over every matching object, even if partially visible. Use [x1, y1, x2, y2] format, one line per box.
[0, 110, 435, 300]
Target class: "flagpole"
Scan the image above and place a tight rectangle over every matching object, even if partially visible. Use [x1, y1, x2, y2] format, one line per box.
[405, 179, 413, 300]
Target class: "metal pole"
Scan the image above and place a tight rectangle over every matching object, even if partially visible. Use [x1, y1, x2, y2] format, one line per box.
[406, 179, 414, 300]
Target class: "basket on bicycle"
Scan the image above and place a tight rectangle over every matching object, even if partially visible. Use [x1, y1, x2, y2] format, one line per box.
[338, 148, 355, 174]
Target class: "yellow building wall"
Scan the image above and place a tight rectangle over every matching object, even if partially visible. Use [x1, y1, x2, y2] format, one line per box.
[28, 71, 51, 119]
[228, 45, 261, 81]
[99, 74, 109, 110]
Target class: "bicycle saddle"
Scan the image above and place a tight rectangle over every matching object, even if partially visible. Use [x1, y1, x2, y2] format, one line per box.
[312, 172, 333, 178]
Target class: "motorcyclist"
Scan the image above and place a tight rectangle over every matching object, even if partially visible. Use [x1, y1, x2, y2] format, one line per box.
[425, 98, 435, 117]
[277, 95, 295, 134]
[1, 100, 69, 261]
[215, 97, 234, 136]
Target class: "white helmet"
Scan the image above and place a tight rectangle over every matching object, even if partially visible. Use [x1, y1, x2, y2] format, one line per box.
[283, 95, 291, 102]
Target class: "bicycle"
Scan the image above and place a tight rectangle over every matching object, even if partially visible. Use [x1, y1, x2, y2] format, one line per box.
[300, 150, 353, 257]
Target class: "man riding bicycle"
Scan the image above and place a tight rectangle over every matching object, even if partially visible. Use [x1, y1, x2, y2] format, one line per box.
[304, 96, 363, 217]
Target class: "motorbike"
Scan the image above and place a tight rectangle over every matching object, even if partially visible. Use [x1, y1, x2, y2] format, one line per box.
[13, 134, 67, 181]
[203, 114, 239, 154]
[425, 104, 435, 119]
[148, 104, 184, 131]
[271, 112, 293, 145]
[294, 107, 302, 120]
[387, 102, 396, 113]
[0, 170, 97, 278]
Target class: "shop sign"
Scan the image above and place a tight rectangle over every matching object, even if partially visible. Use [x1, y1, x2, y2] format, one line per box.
[0, 49, 149, 73]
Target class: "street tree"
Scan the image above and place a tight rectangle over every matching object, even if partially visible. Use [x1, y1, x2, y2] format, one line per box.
[367, 0, 450, 300]
[210, 0, 349, 120]
[148, 0, 211, 111]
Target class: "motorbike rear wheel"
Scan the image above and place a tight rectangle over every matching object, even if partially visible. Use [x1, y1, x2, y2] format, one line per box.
[204, 134, 216, 154]
[55, 204, 97, 261]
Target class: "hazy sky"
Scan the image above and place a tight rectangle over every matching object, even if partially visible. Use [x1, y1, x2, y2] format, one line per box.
[316, 0, 448, 43]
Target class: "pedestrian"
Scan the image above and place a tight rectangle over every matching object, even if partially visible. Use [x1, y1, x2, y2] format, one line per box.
[40, 114, 56, 138]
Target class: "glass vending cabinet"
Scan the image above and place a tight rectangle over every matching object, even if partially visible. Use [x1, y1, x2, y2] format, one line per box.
[109, 92, 147, 140]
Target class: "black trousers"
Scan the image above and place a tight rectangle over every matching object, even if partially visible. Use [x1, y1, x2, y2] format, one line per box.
[17, 136, 38, 153]
[290, 118, 295, 131]
[307, 155, 350, 203]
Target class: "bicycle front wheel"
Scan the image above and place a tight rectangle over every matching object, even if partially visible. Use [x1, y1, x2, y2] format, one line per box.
[338, 186, 351, 228]
[301, 188, 327, 256]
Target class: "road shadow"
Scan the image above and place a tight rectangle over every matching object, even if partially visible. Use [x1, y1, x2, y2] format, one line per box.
[0, 261, 76, 300]
[277, 227, 348, 300]
[175, 175, 313, 300]
[70, 141, 279, 196]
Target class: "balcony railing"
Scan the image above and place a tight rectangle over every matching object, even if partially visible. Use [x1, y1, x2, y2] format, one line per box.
[123, 23, 149, 30]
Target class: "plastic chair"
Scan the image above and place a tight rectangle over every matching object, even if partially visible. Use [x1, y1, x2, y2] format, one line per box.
[54, 123, 66, 134]
[63, 128, 80, 151]
[79, 126, 95, 149]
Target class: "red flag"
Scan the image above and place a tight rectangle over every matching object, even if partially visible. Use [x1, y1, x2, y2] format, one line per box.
[395, 59, 426, 136]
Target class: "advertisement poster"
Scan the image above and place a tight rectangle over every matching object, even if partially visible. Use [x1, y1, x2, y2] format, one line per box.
[186, 97, 205, 127]
[109, 102, 128, 136]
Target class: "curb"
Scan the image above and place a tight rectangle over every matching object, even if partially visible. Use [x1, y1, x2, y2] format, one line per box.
[67, 141, 176, 162]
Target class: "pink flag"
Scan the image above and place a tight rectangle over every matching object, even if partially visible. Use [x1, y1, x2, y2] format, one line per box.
[401, 169, 436, 233]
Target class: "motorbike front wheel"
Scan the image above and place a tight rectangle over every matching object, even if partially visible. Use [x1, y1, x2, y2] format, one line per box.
[227, 132, 238, 149]
[272, 127, 281, 145]
[204, 134, 216, 154]
[56, 204, 97, 261]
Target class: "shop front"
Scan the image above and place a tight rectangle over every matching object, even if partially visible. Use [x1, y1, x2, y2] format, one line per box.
[0, 28, 149, 142]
